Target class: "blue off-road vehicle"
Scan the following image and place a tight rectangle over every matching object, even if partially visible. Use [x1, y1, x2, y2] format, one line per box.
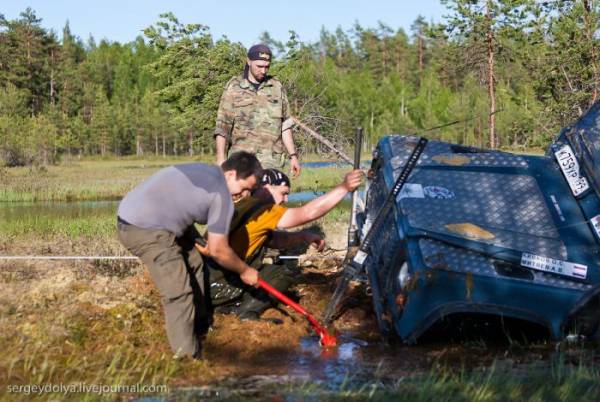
[361, 101, 600, 343]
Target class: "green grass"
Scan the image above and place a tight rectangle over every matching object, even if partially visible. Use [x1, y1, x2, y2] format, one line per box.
[0, 158, 198, 202]
[0, 213, 116, 239]
[275, 358, 600, 402]
[292, 166, 347, 192]
[0, 293, 201, 401]
[0, 157, 350, 202]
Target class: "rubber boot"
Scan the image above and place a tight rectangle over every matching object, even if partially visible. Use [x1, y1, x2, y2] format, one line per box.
[236, 264, 294, 322]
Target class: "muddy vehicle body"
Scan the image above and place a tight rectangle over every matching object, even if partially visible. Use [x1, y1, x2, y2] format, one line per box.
[361, 102, 600, 343]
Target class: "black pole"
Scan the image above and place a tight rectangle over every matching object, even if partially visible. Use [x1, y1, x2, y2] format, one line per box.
[347, 127, 363, 248]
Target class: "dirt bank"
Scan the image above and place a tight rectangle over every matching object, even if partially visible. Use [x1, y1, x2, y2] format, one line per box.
[0, 219, 380, 393]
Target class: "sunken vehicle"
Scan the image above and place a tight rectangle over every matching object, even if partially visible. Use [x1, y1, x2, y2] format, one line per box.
[360, 101, 600, 343]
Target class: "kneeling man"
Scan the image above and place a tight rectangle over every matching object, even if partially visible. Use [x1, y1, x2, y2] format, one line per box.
[200, 168, 363, 320]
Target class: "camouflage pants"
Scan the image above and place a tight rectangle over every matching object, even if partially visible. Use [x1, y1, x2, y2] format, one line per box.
[117, 221, 207, 358]
[229, 147, 286, 170]
[256, 150, 286, 170]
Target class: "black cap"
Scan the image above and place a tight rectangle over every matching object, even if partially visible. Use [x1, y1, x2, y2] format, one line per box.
[260, 169, 290, 187]
[247, 44, 272, 61]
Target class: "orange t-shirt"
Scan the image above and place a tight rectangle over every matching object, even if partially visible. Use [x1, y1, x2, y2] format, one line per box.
[229, 197, 287, 260]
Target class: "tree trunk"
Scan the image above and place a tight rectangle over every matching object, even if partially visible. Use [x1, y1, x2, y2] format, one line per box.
[162, 133, 166, 158]
[400, 92, 405, 117]
[188, 130, 194, 156]
[583, 0, 599, 105]
[101, 130, 106, 157]
[50, 69, 55, 105]
[136, 131, 142, 156]
[486, 0, 497, 149]
[561, 65, 584, 116]
[418, 34, 424, 73]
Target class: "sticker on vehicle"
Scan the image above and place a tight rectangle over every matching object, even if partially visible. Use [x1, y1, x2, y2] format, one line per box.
[590, 215, 600, 241]
[423, 186, 455, 199]
[353, 250, 368, 264]
[521, 252, 587, 279]
[397, 183, 425, 200]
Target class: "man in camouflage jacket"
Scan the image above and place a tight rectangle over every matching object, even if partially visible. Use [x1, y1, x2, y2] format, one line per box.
[214, 44, 301, 177]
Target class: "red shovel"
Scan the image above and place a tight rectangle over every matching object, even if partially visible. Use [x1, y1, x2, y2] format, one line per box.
[257, 278, 337, 347]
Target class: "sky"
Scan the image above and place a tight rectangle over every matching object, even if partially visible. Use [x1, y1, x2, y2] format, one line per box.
[3, 1, 448, 47]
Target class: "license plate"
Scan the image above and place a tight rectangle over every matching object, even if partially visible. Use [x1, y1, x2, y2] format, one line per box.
[591, 215, 600, 241]
[554, 144, 589, 196]
[521, 252, 587, 279]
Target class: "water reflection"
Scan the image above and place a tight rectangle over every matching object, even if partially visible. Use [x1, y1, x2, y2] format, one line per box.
[303, 160, 370, 169]
[0, 190, 359, 223]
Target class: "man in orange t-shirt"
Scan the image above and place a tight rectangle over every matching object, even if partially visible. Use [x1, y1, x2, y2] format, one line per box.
[200, 168, 363, 321]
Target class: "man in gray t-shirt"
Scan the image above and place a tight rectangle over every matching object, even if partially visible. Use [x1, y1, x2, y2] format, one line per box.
[117, 152, 262, 359]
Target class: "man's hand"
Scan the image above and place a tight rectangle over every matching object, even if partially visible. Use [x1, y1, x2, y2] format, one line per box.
[343, 169, 364, 192]
[240, 267, 259, 286]
[303, 232, 326, 251]
[195, 242, 210, 257]
[290, 155, 301, 178]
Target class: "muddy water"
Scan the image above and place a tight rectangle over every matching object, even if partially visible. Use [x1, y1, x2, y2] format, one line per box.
[144, 330, 598, 402]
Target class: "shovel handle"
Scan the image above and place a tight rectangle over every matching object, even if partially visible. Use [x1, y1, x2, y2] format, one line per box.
[257, 279, 308, 317]
[257, 278, 337, 347]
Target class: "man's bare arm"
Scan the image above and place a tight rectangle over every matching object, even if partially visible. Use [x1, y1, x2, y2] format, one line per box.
[282, 128, 301, 177]
[277, 169, 363, 229]
[207, 232, 258, 285]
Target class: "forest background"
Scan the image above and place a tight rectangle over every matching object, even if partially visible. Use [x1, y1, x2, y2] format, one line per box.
[0, 0, 598, 167]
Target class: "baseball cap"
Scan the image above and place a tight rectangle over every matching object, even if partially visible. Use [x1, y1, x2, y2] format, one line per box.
[247, 44, 272, 62]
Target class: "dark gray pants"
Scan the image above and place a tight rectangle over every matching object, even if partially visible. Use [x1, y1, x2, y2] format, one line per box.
[207, 259, 294, 312]
[117, 221, 206, 358]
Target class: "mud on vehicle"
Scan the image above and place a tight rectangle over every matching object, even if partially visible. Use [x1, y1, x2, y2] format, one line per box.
[361, 101, 600, 343]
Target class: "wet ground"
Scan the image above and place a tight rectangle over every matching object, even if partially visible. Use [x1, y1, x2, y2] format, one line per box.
[2, 193, 600, 400]
[2, 232, 600, 401]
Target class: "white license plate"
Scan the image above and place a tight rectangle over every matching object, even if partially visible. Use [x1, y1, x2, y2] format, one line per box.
[554, 144, 589, 196]
[591, 215, 600, 241]
[521, 252, 587, 279]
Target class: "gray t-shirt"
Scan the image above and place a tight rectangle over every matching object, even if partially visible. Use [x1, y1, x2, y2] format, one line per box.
[118, 163, 233, 237]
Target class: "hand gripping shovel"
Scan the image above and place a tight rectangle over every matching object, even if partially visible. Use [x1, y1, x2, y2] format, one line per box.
[257, 278, 337, 347]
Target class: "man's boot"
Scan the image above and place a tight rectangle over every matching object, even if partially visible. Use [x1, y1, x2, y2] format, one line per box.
[236, 264, 294, 322]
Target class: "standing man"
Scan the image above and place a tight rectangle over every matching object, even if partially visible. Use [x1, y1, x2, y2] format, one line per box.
[117, 152, 262, 359]
[214, 44, 301, 177]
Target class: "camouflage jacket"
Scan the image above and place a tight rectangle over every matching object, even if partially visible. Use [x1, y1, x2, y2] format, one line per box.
[214, 74, 294, 167]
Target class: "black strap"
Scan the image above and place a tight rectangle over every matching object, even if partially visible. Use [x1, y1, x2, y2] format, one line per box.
[117, 216, 131, 225]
